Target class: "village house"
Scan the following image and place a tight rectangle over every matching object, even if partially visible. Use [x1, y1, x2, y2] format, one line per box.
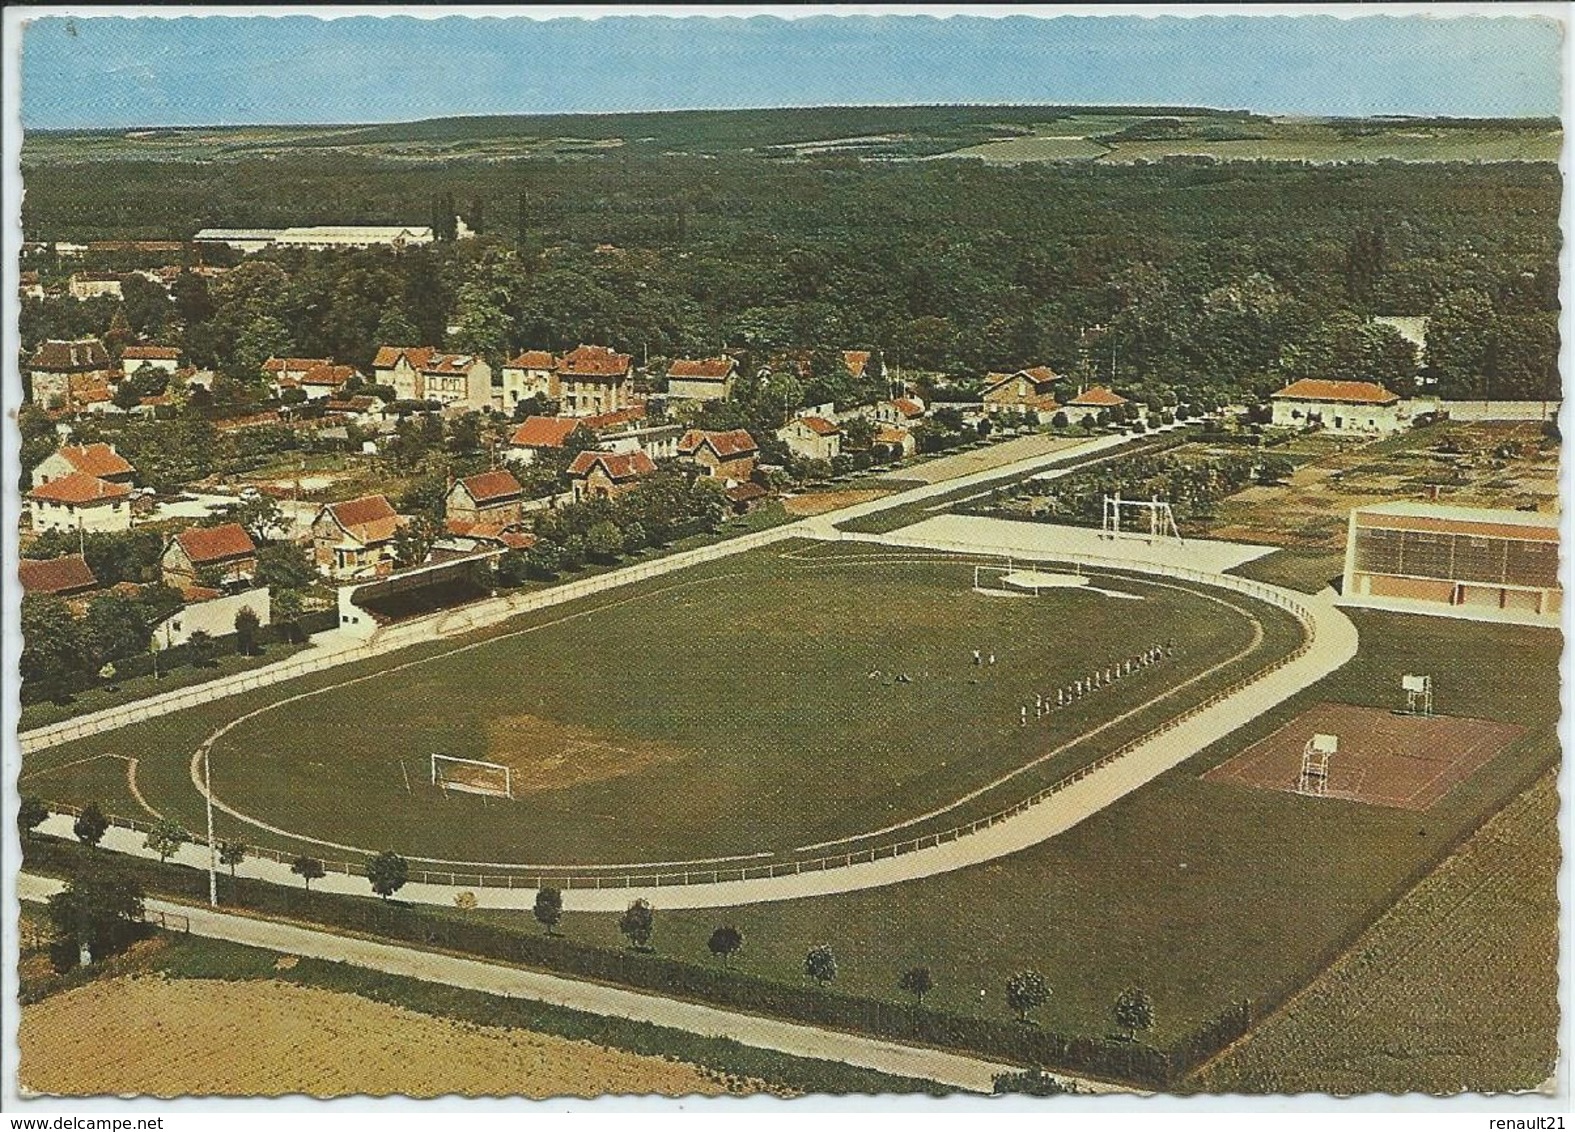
[18, 554, 100, 599]
[292, 362, 360, 401]
[505, 406, 671, 465]
[982, 367, 1062, 419]
[28, 339, 113, 408]
[153, 588, 273, 649]
[843, 350, 887, 386]
[372, 346, 493, 410]
[508, 416, 583, 465]
[665, 357, 737, 402]
[567, 450, 657, 502]
[1270, 378, 1404, 435]
[262, 356, 334, 394]
[677, 429, 759, 482]
[323, 394, 390, 423]
[120, 345, 183, 377]
[875, 424, 918, 459]
[19, 270, 44, 301]
[557, 345, 635, 417]
[500, 350, 559, 407]
[67, 271, 124, 301]
[445, 469, 525, 529]
[161, 522, 259, 590]
[870, 396, 926, 426]
[27, 473, 133, 533]
[310, 493, 403, 581]
[1066, 385, 1131, 419]
[31, 443, 136, 489]
[777, 415, 843, 462]
[195, 225, 444, 254]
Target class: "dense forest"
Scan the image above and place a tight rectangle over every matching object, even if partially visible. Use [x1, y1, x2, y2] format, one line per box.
[19, 147, 1561, 401]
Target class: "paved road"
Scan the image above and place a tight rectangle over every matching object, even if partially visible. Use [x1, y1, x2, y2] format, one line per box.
[16, 872, 1098, 1096]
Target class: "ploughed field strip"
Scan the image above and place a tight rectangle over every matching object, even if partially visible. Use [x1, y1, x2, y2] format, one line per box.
[1203, 703, 1523, 812]
[26, 543, 1300, 872]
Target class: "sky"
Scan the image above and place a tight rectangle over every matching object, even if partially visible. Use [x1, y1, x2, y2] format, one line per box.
[16, 9, 1566, 130]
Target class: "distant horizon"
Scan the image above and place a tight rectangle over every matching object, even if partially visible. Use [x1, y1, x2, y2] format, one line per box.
[26, 100, 1563, 136]
[19, 11, 1563, 130]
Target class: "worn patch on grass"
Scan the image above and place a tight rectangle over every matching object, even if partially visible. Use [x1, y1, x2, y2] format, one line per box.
[484, 714, 687, 794]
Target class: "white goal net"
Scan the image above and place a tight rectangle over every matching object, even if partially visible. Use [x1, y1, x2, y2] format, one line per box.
[431, 753, 513, 798]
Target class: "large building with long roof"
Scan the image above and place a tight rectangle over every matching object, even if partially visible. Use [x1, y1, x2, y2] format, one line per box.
[1341, 501, 1560, 625]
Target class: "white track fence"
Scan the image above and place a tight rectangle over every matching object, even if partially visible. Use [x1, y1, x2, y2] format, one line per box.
[32, 528, 1348, 896]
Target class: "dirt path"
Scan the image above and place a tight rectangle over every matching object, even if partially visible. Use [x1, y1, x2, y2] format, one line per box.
[20, 976, 745, 1098]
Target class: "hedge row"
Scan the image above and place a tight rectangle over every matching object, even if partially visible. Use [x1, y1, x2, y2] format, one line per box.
[23, 837, 1247, 1089]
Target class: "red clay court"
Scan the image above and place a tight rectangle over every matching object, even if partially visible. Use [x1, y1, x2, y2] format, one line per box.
[1203, 702, 1524, 812]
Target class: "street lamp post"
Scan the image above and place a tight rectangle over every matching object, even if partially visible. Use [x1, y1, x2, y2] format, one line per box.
[203, 747, 217, 907]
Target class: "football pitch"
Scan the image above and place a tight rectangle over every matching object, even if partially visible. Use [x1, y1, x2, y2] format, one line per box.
[23, 541, 1302, 870]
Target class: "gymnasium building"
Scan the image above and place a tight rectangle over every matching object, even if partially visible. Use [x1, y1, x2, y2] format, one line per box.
[1340, 501, 1560, 626]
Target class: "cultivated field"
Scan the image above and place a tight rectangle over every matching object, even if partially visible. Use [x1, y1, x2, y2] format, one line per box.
[1194, 773, 1560, 1094]
[25, 541, 1291, 868]
[20, 976, 750, 1098]
[1207, 422, 1559, 551]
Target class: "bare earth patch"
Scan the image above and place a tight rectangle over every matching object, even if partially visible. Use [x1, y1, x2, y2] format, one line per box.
[485, 713, 687, 794]
[783, 489, 893, 516]
[20, 976, 750, 1098]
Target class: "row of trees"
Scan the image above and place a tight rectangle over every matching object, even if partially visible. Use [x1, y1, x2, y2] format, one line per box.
[27, 801, 1160, 1040]
[527, 886, 1155, 1036]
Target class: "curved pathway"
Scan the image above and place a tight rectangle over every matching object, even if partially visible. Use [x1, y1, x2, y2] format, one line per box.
[42, 556, 1356, 912]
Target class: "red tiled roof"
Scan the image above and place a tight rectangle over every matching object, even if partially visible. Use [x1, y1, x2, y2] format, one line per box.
[18, 554, 98, 596]
[843, 350, 872, 378]
[582, 406, 647, 431]
[423, 353, 482, 376]
[679, 428, 758, 460]
[326, 395, 381, 413]
[55, 443, 134, 479]
[567, 450, 657, 481]
[510, 416, 581, 448]
[1272, 379, 1399, 406]
[459, 469, 523, 504]
[668, 357, 735, 380]
[557, 344, 633, 377]
[262, 356, 332, 374]
[28, 472, 132, 505]
[324, 494, 400, 545]
[372, 345, 435, 371]
[180, 584, 223, 603]
[506, 350, 557, 369]
[31, 339, 109, 372]
[1067, 386, 1129, 408]
[793, 416, 842, 437]
[875, 425, 913, 446]
[890, 398, 924, 419]
[175, 522, 256, 565]
[300, 363, 356, 387]
[725, 482, 769, 504]
[1019, 366, 1060, 384]
[122, 345, 182, 361]
[446, 519, 538, 550]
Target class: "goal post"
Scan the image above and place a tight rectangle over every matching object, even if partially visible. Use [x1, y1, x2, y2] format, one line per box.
[1102, 493, 1183, 546]
[431, 753, 513, 799]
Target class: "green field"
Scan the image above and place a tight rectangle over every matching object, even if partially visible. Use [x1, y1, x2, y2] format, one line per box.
[1194, 772, 1559, 1094]
[23, 107, 1558, 168]
[540, 610, 1560, 1059]
[24, 540, 1291, 868]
